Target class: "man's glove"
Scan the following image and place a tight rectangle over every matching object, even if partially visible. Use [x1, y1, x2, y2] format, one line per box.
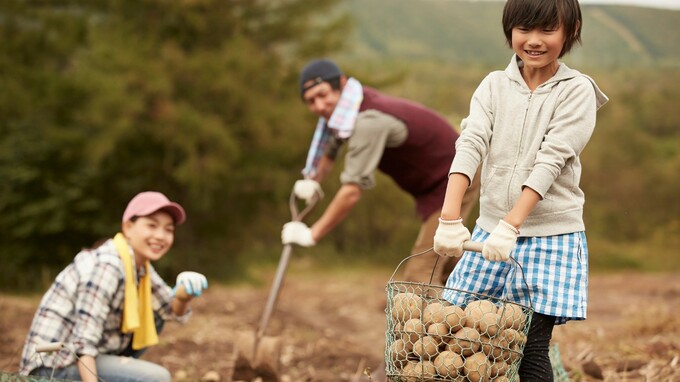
[281, 221, 316, 247]
[433, 218, 471, 257]
[293, 179, 324, 204]
[482, 220, 519, 262]
[174, 271, 208, 298]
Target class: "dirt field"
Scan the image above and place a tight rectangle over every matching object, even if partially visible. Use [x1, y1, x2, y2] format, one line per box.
[1, 264, 679, 382]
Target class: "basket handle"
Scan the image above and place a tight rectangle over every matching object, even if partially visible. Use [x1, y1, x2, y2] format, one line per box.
[462, 240, 484, 253]
[388, 241, 483, 281]
[388, 241, 534, 309]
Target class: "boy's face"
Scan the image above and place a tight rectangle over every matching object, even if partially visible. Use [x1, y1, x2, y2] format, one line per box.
[512, 24, 566, 73]
[123, 210, 175, 266]
[302, 81, 342, 120]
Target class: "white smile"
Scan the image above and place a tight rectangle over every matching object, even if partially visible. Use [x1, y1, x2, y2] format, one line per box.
[525, 50, 545, 56]
[149, 243, 165, 252]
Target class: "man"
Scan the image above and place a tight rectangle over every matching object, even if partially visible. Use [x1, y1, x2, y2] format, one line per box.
[281, 58, 479, 286]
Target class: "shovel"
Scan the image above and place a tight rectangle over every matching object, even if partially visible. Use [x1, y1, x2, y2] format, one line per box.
[232, 189, 319, 381]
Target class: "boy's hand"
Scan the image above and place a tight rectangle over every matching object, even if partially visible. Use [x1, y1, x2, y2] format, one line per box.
[293, 179, 323, 204]
[174, 271, 208, 299]
[483, 220, 519, 262]
[433, 218, 471, 257]
[281, 221, 316, 247]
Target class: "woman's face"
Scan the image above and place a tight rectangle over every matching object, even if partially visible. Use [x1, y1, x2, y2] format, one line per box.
[122, 210, 175, 266]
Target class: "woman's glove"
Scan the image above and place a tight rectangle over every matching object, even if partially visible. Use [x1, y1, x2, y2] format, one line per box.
[293, 179, 324, 204]
[433, 218, 471, 257]
[174, 271, 208, 298]
[482, 220, 519, 262]
[281, 221, 316, 247]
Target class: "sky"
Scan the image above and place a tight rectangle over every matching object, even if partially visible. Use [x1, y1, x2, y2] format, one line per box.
[579, 0, 680, 9]
[471, 0, 680, 10]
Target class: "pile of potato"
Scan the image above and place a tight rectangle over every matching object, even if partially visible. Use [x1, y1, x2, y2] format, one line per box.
[387, 291, 529, 382]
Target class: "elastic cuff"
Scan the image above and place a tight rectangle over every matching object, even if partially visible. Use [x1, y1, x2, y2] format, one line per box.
[438, 217, 463, 224]
[500, 219, 520, 234]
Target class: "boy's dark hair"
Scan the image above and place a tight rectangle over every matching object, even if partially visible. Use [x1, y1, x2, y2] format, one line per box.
[502, 0, 582, 58]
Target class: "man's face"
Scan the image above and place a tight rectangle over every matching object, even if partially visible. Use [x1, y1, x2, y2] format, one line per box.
[302, 81, 342, 120]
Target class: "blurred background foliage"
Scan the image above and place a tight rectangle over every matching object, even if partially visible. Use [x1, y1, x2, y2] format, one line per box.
[1, 0, 678, 291]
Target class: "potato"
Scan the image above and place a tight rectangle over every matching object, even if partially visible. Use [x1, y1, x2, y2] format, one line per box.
[388, 339, 409, 369]
[413, 361, 437, 378]
[489, 359, 510, 378]
[442, 305, 466, 332]
[499, 328, 522, 346]
[400, 361, 420, 381]
[480, 335, 509, 360]
[463, 352, 490, 382]
[465, 300, 498, 329]
[413, 336, 440, 360]
[498, 303, 525, 330]
[508, 343, 522, 363]
[401, 318, 426, 346]
[446, 327, 481, 356]
[477, 312, 501, 337]
[391, 292, 423, 322]
[426, 322, 450, 344]
[422, 302, 446, 326]
[433, 350, 464, 378]
[400, 360, 436, 381]
[495, 341, 522, 364]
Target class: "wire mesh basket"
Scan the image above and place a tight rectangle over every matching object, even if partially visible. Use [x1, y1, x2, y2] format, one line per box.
[384, 246, 534, 382]
[550, 344, 571, 382]
[0, 372, 72, 382]
[1, 342, 90, 382]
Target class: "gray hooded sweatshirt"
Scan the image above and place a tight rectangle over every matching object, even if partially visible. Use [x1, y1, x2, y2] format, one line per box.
[451, 55, 609, 237]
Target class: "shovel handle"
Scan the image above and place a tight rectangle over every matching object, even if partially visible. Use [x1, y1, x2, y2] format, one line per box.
[289, 188, 319, 222]
[256, 190, 319, 339]
[256, 244, 292, 339]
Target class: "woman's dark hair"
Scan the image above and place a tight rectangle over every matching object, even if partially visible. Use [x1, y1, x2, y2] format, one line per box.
[502, 0, 582, 58]
[86, 216, 140, 250]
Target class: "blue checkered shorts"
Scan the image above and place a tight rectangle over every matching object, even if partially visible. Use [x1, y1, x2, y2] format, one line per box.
[442, 226, 589, 324]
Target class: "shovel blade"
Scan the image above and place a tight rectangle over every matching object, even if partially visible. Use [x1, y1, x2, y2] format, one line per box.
[231, 331, 282, 381]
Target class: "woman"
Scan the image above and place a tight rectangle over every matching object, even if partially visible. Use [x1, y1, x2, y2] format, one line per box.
[20, 191, 208, 382]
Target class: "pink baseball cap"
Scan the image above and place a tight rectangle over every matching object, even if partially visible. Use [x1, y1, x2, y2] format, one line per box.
[122, 191, 186, 225]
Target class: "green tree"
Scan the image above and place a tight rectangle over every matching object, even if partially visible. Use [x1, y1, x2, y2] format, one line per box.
[0, 0, 351, 290]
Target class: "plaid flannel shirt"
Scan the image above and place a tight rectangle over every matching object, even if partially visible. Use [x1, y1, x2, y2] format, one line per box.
[20, 239, 190, 375]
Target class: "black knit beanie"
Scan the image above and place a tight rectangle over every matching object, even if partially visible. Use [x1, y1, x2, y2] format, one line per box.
[299, 59, 343, 97]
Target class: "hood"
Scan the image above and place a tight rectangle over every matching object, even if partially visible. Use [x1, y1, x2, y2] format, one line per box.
[506, 54, 609, 110]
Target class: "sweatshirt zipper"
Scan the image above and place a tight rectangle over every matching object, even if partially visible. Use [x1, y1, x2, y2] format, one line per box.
[507, 92, 533, 209]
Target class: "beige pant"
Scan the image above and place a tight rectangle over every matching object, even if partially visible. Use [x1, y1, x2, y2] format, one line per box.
[401, 170, 481, 286]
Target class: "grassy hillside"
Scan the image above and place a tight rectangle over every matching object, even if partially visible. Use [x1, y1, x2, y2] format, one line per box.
[339, 0, 680, 69]
[312, 0, 680, 273]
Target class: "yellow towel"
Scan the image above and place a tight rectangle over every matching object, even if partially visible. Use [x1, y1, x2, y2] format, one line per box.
[113, 233, 158, 350]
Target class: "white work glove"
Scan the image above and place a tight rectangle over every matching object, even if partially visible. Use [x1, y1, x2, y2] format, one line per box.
[433, 218, 471, 258]
[482, 220, 519, 262]
[293, 179, 323, 204]
[281, 221, 316, 247]
[174, 271, 208, 297]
